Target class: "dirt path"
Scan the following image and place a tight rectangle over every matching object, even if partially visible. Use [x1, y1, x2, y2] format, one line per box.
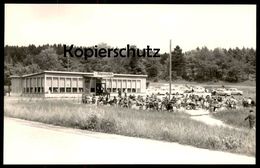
[184, 109, 237, 129]
[4, 117, 255, 164]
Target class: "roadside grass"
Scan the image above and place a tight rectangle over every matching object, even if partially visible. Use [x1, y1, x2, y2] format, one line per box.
[4, 98, 255, 156]
[211, 108, 256, 129]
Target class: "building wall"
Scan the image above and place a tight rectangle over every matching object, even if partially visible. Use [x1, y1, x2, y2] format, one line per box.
[10, 77, 23, 96]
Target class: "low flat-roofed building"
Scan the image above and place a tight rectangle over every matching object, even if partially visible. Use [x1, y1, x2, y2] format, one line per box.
[10, 71, 148, 98]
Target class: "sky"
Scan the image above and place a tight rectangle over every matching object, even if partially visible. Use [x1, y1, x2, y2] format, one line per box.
[5, 4, 256, 53]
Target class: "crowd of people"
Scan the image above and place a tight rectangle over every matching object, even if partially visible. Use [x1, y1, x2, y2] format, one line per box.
[82, 91, 255, 112]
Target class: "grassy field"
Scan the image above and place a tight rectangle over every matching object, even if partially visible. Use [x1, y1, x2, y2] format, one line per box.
[4, 97, 255, 156]
[211, 109, 256, 129]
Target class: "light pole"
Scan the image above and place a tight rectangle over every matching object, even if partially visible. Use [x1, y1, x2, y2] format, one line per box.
[169, 40, 172, 100]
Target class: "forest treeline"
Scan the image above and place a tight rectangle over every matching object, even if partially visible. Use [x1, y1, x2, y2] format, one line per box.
[4, 43, 256, 85]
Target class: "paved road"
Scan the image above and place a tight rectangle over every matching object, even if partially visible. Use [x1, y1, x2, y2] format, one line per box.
[4, 117, 255, 164]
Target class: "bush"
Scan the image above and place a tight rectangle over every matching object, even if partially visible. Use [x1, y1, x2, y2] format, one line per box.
[100, 118, 117, 133]
[85, 115, 98, 130]
[222, 136, 242, 150]
[206, 136, 222, 149]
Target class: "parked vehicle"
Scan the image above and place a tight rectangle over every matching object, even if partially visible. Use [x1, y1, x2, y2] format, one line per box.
[172, 87, 185, 95]
[176, 86, 190, 94]
[211, 88, 231, 96]
[227, 88, 243, 95]
[192, 86, 206, 93]
[156, 93, 167, 101]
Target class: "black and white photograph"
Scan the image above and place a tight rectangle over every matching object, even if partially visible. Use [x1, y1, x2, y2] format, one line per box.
[4, 4, 256, 164]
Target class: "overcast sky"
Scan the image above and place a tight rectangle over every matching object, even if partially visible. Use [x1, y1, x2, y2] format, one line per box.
[5, 4, 256, 53]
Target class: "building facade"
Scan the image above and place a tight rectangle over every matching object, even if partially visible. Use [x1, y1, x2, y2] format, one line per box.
[10, 71, 147, 98]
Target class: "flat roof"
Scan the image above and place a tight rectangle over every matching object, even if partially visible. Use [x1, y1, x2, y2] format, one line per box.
[10, 71, 148, 78]
[9, 75, 22, 78]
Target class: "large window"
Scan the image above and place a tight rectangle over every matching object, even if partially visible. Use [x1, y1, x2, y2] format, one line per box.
[117, 80, 122, 90]
[112, 80, 117, 92]
[122, 80, 126, 92]
[60, 88, 65, 93]
[37, 77, 41, 90]
[66, 88, 71, 93]
[127, 80, 131, 93]
[72, 78, 77, 93]
[53, 88, 59, 93]
[46, 77, 52, 89]
[78, 78, 83, 88]
[73, 88, 78, 93]
[23, 79, 26, 93]
[101, 79, 106, 86]
[66, 78, 72, 93]
[52, 77, 59, 93]
[26, 78, 30, 92]
[132, 80, 136, 93]
[59, 78, 65, 93]
[79, 88, 83, 92]
[30, 78, 33, 93]
[136, 80, 141, 93]
[41, 77, 44, 87]
[106, 79, 111, 89]
[113, 88, 117, 93]
[32, 78, 36, 93]
[53, 78, 58, 89]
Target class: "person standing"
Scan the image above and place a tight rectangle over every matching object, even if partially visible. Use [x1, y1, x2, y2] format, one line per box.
[113, 96, 117, 106]
[245, 109, 256, 129]
[107, 88, 110, 99]
[100, 87, 104, 95]
[119, 89, 122, 97]
[124, 89, 127, 98]
[247, 97, 252, 105]
[92, 95, 96, 105]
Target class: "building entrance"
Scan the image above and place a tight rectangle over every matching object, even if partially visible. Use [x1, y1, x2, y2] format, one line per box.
[95, 78, 106, 96]
[84, 76, 106, 96]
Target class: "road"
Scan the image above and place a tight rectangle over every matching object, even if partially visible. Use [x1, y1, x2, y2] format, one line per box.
[4, 117, 255, 164]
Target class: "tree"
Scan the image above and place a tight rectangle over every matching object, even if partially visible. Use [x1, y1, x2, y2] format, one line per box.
[128, 46, 147, 74]
[33, 47, 63, 70]
[171, 45, 185, 79]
